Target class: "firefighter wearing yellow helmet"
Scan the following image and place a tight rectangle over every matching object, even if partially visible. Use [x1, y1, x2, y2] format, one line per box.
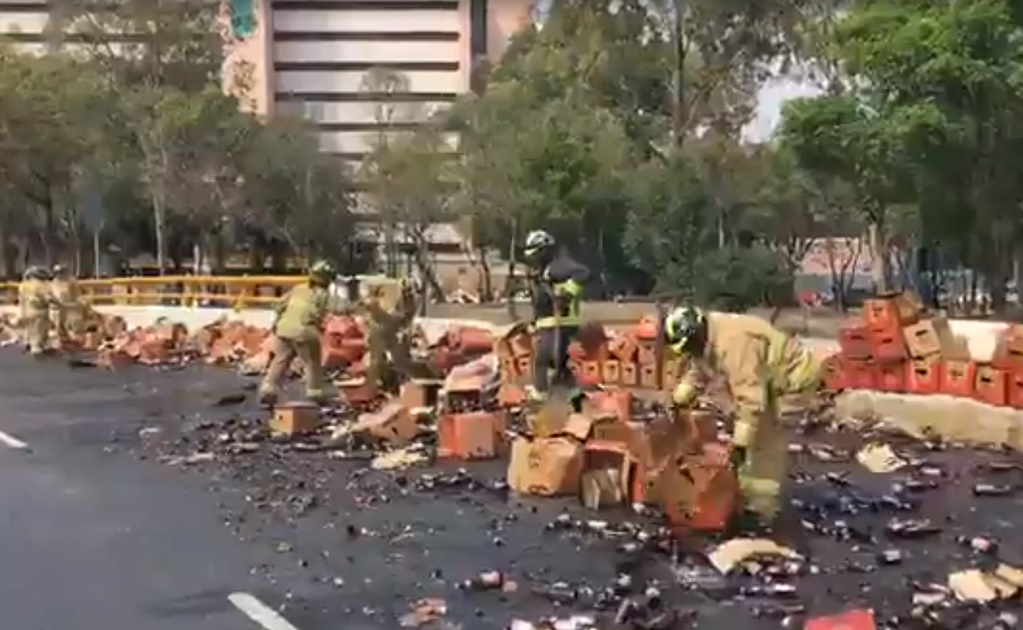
[259, 260, 336, 406]
[663, 305, 822, 526]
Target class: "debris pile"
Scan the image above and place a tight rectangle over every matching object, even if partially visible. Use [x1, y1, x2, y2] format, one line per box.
[0, 310, 497, 379]
[825, 291, 1023, 409]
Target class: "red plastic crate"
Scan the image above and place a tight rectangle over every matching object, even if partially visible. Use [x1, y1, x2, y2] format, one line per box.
[941, 360, 976, 398]
[905, 358, 940, 395]
[877, 362, 906, 392]
[838, 321, 872, 360]
[584, 440, 647, 504]
[975, 365, 1008, 407]
[806, 609, 877, 630]
[868, 324, 907, 363]
[864, 298, 899, 329]
[1009, 367, 1023, 409]
[843, 359, 877, 390]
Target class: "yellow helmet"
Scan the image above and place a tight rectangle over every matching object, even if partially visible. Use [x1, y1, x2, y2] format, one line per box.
[308, 260, 335, 282]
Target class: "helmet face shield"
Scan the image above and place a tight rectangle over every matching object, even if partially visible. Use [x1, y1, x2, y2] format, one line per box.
[664, 306, 706, 355]
[523, 230, 555, 264]
[308, 260, 336, 283]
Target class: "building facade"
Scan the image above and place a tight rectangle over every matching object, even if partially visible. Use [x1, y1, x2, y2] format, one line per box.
[1, 0, 534, 172]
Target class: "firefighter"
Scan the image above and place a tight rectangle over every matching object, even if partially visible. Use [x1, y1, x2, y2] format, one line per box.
[50, 264, 83, 343]
[361, 277, 417, 391]
[258, 260, 336, 406]
[19, 266, 56, 357]
[522, 229, 589, 401]
[663, 306, 822, 526]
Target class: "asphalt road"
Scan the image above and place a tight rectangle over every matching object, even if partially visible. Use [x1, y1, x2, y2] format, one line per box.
[2, 348, 1023, 630]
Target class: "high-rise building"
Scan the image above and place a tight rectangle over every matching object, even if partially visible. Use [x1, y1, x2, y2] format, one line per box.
[1, 0, 535, 172]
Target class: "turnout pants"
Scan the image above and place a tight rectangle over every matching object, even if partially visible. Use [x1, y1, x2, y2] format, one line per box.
[532, 325, 578, 393]
[259, 335, 325, 401]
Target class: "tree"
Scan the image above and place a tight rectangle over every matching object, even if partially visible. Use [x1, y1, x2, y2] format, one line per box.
[0, 48, 112, 269]
[622, 153, 710, 295]
[359, 125, 452, 300]
[778, 0, 1023, 308]
[239, 117, 357, 270]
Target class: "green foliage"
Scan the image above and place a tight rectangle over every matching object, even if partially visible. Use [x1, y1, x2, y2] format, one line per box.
[0, 0, 353, 276]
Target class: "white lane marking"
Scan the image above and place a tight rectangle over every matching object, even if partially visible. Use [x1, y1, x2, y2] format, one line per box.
[228, 592, 301, 630]
[0, 430, 28, 450]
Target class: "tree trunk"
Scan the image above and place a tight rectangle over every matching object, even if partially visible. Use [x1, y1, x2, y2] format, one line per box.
[153, 190, 167, 275]
[412, 239, 445, 304]
[477, 246, 493, 302]
[0, 218, 10, 279]
[867, 222, 887, 294]
[505, 220, 519, 320]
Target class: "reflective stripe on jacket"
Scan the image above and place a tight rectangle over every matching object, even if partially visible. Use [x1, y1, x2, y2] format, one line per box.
[532, 252, 588, 329]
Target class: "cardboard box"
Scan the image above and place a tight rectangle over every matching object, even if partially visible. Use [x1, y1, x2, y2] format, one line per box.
[352, 401, 418, 445]
[437, 411, 505, 459]
[496, 382, 526, 407]
[338, 378, 378, 405]
[400, 379, 441, 410]
[271, 402, 321, 437]
[579, 360, 601, 386]
[528, 397, 574, 438]
[653, 447, 739, 532]
[620, 362, 638, 387]
[639, 363, 659, 389]
[582, 440, 644, 506]
[902, 317, 960, 359]
[581, 468, 627, 509]
[507, 436, 583, 496]
[607, 335, 638, 362]
[602, 359, 621, 384]
[562, 413, 596, 441]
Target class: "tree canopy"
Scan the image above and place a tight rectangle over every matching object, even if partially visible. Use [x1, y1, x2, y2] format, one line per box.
[3, 0, 1022, 314]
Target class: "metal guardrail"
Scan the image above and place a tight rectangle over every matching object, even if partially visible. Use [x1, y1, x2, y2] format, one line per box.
[0, 276, 306, 309]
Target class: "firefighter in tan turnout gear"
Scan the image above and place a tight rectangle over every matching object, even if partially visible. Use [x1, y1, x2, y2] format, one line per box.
[361, 277, 417, 392]
[259, 260, 336, 406]
[663, 306, 822, 525]
[51, 264, 83, 342]
[18, 266, 57, 357]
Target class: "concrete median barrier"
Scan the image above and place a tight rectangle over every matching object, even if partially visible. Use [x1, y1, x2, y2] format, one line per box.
[836, 389, 1023, 452]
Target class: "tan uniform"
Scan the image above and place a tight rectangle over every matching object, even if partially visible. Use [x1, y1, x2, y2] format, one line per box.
[260, 283, 331, 402]
[672, 312, 822, 520]
[19, 279, 55, 355]
[51, 277, 83, 339]
[361, 278, 416, 391]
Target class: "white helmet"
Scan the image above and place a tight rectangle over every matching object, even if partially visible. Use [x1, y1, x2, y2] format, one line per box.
[523, 229, 555, 259]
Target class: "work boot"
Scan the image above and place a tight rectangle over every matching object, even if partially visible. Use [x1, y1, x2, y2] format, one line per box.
[258, 391, 278, 408]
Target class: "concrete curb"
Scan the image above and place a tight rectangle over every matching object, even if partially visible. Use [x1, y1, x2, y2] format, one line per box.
[835, 390, 1023, 452]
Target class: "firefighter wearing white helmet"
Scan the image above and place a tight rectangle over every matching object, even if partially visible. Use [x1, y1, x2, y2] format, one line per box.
[663, 305, 822, 526]
[522, 229, 589, 401]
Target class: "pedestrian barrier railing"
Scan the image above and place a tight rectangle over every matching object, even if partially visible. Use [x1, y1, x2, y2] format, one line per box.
[0, 276, 306, 309]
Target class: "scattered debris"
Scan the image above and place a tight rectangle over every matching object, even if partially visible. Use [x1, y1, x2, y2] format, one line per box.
[857, 442, 908, 473]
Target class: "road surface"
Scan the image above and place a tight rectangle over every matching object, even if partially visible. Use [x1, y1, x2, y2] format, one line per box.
[1, 348, 1022, 629]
